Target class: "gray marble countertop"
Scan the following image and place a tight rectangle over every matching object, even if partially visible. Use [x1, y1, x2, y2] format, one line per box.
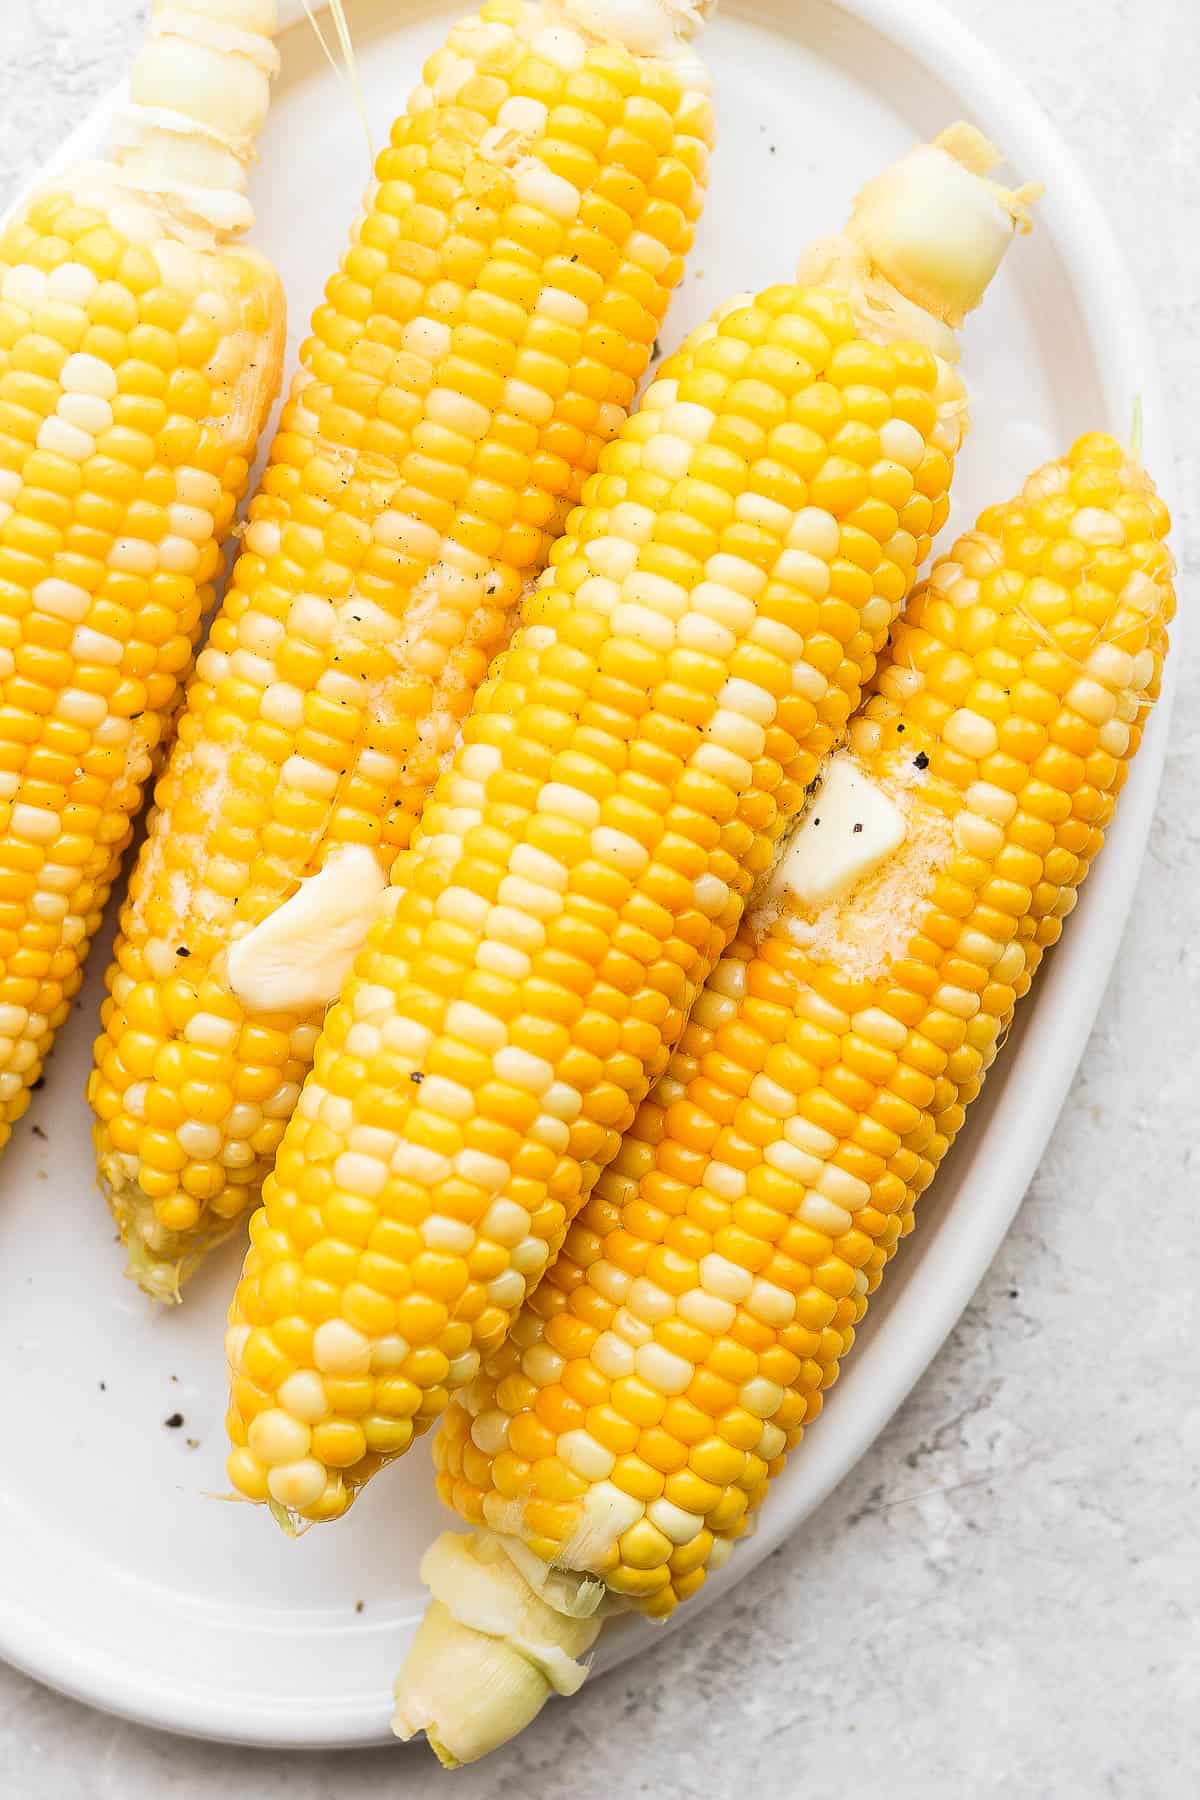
[2, 2, 1197, 1795]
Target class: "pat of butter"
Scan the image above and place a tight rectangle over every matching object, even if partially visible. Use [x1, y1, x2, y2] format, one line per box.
[225, 844, 387, 1014]
[780, 755, 907, 908]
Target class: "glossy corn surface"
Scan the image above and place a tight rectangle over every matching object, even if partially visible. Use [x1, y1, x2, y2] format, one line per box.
[432, 435, 1173, 1613]
[89, 0, 714, 1295]
[0, 171, 283, 1150]
[225, 283, 967, 1522]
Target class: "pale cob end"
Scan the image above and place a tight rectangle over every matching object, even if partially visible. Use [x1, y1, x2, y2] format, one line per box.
[0, 1, 287, 1156]
[222, 125, 1030, 1527]
[90, 0, 716, 1303]
[797, 122, 1037, 363]
[393, 1532, 609, 1767]
[407, 432, 1172, 1761]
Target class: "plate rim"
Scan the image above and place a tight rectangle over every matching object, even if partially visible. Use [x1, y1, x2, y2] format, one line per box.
[0, 0, 1175, 1749]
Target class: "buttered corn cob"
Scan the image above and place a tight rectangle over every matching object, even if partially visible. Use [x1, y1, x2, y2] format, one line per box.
[224, 126, 1033, 1525]
[0, 0, 291, 1145]
[397, 434, 1174, 1765]
[89, 0, 716, 1298]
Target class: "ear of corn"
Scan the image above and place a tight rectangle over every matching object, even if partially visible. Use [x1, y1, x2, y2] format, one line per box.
[0, 0, 288, 1152]
[403, 434, 1173, 1763]
[223, 128, 1031, 1526]
[89, 0, 715, 1299]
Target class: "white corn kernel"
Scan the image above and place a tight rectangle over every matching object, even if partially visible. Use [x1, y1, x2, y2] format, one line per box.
[1070, 507, 1124, 547]
[176, 1119, 222, 1159]
[699, 1253, 753, 1303]
[955, 812, 1006, 857]
[47, 262, 98, 305]
[852, 1007, 908, 1050]
[589, 1330, 635, 1382]
[487, 1270, 526, 1311]
[798, 1191, 853, 1235]
[267, 1459, 327, 1511]
[558, 1431, 617, 1482]
[634, 1342, 693, 1396]
[817, 1162, 871, 1207]
[444, 1000, 507, 1050]
[494, 1046, 554, 1093]
[764, 1138, 821, 1184]
[418, 1215, 474, 1253]
[879, 418, 926, 469]
[61, 351, 117, 398]
[677, 1289, 734, 1334]
[705, 1161, 746, 1201]
[943, 708, 999, 758]
[470, 1409, 511, 1456]
[787, 507, 840, 559]
[738, 1378, 783, 1419]
[1067, 678, 1118, 726]
[312, 1319, 371, 1376]
[785, 1113, 839, 1156]
[10, 804, 58, 845]
[418, 1075, 474, 1122]
[537, 783, 600, 827]
[627, 1278, 675, 1325]
[455, 1149, 510, 1192]
[481, 1200, 531, 1248]
[248, 1409, 311, 1467]
[589, 1261, 631, 1307]
[277, 1372, 328, 1425]
[965, 780, 1018, 823]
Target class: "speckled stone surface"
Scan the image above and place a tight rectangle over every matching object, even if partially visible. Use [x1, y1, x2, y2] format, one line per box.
[2, 1, 1198, 1794]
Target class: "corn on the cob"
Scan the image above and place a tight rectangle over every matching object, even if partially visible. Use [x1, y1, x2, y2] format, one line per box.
[397, 433, 1173, 1764]
[224, 126, 1033, 1526]
[89, 0, 717, 1298]
[0, 0, 291, 1148]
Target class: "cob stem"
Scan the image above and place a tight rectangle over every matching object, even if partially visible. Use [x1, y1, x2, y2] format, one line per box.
[55, 2, 287, 242]
[393, 1532, 608, 1768]
[797, 124, 1038, 359]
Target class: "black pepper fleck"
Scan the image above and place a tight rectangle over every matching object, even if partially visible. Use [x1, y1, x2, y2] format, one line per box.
[32, 1123, 46, 1140]
[176, 946, 190, 958]
[355, 1600, 365, 1614]
[914, 751, 929, 770]
[409, 1070, 424, 1083]
[896, 724, 905, 734]
[165, 1412, 184, 1429]
[853, 822, 863, 834]
[99, 1381, 107, 1392]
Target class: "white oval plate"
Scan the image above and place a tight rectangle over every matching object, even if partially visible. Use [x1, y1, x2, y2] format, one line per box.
[0, 0, 1173, 1751]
